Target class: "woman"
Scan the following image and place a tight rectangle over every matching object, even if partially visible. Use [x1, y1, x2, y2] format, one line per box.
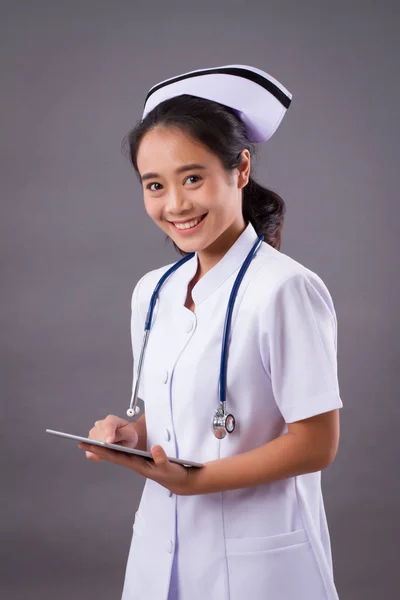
[79, 64, 343, 600]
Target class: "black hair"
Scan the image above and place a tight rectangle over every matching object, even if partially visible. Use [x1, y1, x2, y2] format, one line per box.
[121, 94, 285, 253]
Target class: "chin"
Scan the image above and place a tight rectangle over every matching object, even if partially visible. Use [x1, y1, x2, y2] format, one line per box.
[165, 230, 205, 253]
[173, 240, 201, 254]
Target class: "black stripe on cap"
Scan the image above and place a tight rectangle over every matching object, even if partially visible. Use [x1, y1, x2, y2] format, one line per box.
[144, 67, 291, 109]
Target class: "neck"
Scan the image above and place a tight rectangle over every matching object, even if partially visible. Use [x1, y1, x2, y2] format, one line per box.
[196, 218, 247, 279]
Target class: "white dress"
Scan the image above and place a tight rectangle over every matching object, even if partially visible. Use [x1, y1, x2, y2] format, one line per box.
[121, 222, 343, 600]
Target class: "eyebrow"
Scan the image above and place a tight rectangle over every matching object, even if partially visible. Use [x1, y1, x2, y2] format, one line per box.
[140, 163, 207, 182]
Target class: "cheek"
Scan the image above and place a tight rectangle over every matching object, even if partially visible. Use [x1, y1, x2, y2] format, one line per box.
[144, 198, 161, 220]
[209, 188, 235, 217]
[199, 183, 225, 213]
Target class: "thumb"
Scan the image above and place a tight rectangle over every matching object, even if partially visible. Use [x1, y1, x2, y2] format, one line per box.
[151, 445, 168, 466]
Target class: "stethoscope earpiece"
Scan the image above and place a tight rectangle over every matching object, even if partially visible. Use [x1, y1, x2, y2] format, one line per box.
[126, 406, 141, 418]
[126, 234, 264, 437]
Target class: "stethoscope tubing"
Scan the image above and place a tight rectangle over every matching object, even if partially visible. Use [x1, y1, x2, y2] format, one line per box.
[219, 235, 264, 406]
[128, 234, 264, 430]
[129, 253, 195, 416]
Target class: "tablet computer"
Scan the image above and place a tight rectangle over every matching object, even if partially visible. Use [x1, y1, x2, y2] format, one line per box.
[46, 429, 203, 468]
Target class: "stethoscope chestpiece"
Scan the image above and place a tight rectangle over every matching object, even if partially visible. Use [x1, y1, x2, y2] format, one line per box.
[212, 406, 236, 439]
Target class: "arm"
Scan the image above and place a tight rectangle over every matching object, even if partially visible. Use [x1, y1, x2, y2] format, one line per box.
[78, 410, 339, 497]
[186, 409, 340, 495]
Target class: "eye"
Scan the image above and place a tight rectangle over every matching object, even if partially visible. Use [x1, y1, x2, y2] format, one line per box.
[146, 182, 163, 192]
[185, 175, 201, 185]
[145, 175, 201, 192]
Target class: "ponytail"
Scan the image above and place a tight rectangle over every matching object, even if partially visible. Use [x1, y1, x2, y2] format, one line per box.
[242, 177, 286, 250]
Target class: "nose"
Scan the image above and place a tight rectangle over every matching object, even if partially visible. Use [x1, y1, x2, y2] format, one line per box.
[165, 186, 192, 214]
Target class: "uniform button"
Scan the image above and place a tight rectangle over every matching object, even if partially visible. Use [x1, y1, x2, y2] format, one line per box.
[164, 428, 171, 441]
[168, 540, 174, 554]
[162, 370, 169, 383]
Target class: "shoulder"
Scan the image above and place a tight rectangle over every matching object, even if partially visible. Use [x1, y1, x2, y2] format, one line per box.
[249, 242, 336, 315]
[130, 260, 177, 313]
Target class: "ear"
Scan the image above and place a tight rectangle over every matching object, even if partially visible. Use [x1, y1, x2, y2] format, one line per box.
[237, 149, 251, 189]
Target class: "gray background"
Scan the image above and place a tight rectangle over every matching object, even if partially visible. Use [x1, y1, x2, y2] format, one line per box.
[1, 1, 399, 598]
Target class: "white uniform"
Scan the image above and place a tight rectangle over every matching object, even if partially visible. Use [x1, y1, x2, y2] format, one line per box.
[121, 222, 343, 600]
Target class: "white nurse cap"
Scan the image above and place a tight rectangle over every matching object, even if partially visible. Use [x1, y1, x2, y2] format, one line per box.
[142, 64, 292, 143]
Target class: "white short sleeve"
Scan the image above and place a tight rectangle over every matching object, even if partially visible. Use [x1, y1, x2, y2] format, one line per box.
[263, 272, 343, 423]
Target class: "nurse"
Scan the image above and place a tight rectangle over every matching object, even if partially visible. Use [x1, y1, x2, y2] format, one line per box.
[78, 64, 343, 600]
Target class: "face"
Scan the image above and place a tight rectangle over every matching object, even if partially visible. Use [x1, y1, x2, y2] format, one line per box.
[136, 126, 251, 257]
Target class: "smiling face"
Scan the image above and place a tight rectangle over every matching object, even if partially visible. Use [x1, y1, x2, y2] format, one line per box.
[136, 126, 251, 261]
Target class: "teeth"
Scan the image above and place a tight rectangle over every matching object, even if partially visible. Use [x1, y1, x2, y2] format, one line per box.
[174, 216, 203, 230]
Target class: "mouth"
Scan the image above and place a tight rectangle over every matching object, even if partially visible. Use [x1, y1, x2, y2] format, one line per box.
[169, 213, 207, 234]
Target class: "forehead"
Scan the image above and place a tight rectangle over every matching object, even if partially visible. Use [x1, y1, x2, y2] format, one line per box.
[137, 126, 216, 170]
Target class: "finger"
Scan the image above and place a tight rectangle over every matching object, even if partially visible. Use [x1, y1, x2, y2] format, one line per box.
[88, 417, 117, 444]
[151, 445, 168, 467]
[103, 415, 130, 444]
[81, 443, 140, 470]
[102, 416, 120, 443]
[88, 426, 102, 442]
[78, 443, 103, 462]
[79, 443, 110, 461]
[111, 423, 138, 445]
[86, 452, 102, 461]
[78, 442, 150, 476]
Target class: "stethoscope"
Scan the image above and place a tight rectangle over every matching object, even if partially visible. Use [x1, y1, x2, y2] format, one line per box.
[127, 234, 264, 439]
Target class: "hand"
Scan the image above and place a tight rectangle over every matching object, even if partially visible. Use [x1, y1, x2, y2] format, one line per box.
[78, 438, 195, 496]
[82, 414, 139, 462]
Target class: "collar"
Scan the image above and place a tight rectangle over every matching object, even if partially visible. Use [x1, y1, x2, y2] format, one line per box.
[180, 221, 260, 305]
